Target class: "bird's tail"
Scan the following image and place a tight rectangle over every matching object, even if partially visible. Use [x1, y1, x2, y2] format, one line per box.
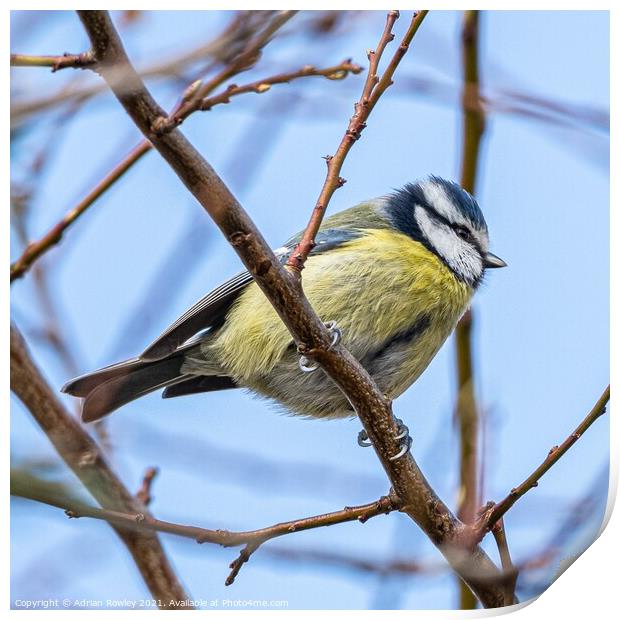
[62, 354, 186, 423]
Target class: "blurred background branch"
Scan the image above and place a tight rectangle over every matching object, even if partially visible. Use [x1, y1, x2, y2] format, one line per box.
[10, 325, 189, 608]
[455, 10, 485, 609]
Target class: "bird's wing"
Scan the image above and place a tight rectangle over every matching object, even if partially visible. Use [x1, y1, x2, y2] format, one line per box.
[139, 228, 362, 361]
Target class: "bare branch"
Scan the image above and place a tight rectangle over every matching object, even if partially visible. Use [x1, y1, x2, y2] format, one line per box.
[475, 385, 610, 536]
[136, 466, 159, 507]
[10, 325, 189, 608]
[12, 470, 398, 585]
[10, 140, 150, 282]
[10, 51, 95, 71]
[75, 10, 507, 607]
[455, 11, 486, 608]
[459, 10, 486, 194]
[286, 10, 429, 272]
[491, 519, 518, 605]
[10, 57, 361, 283]
[199, 60, 363, 110]
[168, 10, 297, 127]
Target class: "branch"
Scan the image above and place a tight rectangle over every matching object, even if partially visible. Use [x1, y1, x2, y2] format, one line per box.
[10, 51, 95, 71]
[455, 11, 486, 609]
[199, 60, 362, 110]
[491, 519, 518, 605]
[136, 466, 159, 506]
[9, 58, 361, 283]
[10, 325, 189, 608]
[10, 140, 150, 282]
[10, 11, 267, 124]
[10, 13, 295, 284]
[286, 10, 428, 271]
[459, 10, 486, 195]
[12, 469, 398, 585]
[76, 10, 507, 607]
[475, 385, 610, 536]
[167, 10, 297, 128]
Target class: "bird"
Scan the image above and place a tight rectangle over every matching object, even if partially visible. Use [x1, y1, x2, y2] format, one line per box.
[62, 175, 505, 455]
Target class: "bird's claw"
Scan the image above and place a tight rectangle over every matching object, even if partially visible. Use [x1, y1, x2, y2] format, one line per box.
[324, 320, 342, 347]
[298, 355, 319, 373]
[357, 418, 412, 461]
[389, 418, 412, 461]
[298, 320, 342, 373]
[357, 429, 372, 447]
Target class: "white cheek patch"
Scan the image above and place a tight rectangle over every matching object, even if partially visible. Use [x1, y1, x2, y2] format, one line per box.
[414, 207, 483, 285]
[420, 179, 490, 253]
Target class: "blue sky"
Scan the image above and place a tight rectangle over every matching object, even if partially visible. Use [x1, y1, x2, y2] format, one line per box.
[10, 10, 609, 610]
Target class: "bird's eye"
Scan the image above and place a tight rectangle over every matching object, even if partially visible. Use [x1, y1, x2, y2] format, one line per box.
[454, 226, 472, 241]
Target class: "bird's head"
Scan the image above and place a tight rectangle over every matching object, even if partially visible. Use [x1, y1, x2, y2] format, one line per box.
[384, 176, 506, 287]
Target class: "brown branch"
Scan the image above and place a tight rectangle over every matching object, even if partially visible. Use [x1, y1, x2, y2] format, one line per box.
[455, 312, 479, 524]
[10, 57, 361, 283]
[455, 11, 486, 608]
[10, 11, 260, 124]
[287, 10, 428, 271]
[10, 13, 294, 284]
[136, 466, 159, 507]
[459, 10, 486, 194]
[475, 385, 610, 537]
[491, 519, 518, 605]
[167, 10, 297, 129]
[263, 544, 443, 577]
[10, 51, 95, 71]
[12, 471, 398, 585]
[10, 140, 151, 282]
[76, 10, 507, 607]
[10, 325, 189, 608]
[199, 60, 362, 110]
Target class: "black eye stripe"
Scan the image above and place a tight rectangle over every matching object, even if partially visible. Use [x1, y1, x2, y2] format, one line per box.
[422, 207, 484, 257]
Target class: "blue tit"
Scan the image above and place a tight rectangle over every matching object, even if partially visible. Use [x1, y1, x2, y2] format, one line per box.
[62, 175, 505, 423]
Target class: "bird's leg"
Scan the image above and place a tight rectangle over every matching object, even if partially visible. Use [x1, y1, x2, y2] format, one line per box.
[357, 418, 412, 461]
[298, 320, 342, 373]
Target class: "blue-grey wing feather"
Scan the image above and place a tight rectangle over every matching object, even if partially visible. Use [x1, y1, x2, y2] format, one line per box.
[139, 228, 363, 361]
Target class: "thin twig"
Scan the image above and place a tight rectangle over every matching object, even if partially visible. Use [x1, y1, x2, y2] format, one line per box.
[9, 58, 361, 282]
[10, 326, 189, 608]
[474, 385, 610, 537]
[10, 11, 263, 124]
[10, 13, 294, 283]
[12, 471, 398, 585]
[10, 51, 95, 71]
[491, 519, 518, 605]
[199, 60, 362, 110]
[10, 141, 150, 282]
[136, 466, 159, 507]
[286, 10, 429, 272]
[166, 11, 297, 129]
[76, 10, 507, 607]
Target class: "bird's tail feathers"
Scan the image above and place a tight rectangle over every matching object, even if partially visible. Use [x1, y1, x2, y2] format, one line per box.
[62, 355, 186, 423]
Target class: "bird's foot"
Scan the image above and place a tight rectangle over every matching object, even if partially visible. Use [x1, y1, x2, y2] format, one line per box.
[357, 417, 412, 461]
[298, 320, 342, 373]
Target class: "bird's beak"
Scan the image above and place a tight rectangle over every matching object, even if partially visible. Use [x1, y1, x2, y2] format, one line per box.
[483, 252, 507, 269]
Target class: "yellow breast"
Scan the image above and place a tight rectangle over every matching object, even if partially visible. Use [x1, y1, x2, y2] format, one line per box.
[210, 228, 473, 384]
